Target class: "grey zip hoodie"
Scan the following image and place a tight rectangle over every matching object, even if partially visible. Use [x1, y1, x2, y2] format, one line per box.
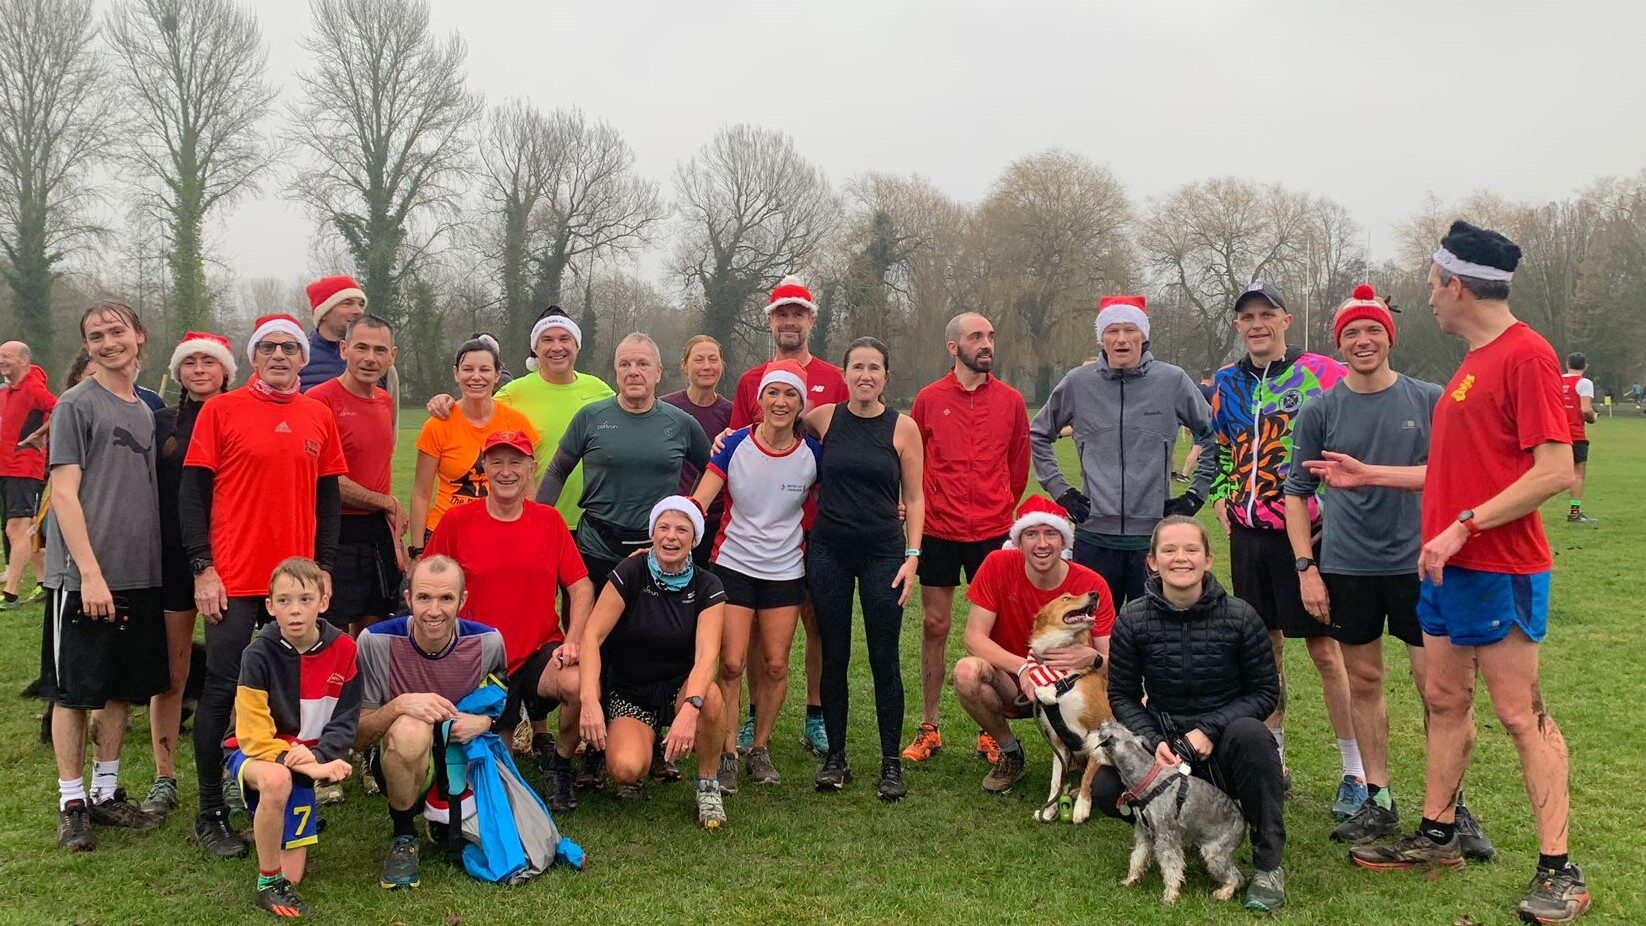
[1030, 352, 1218, 537]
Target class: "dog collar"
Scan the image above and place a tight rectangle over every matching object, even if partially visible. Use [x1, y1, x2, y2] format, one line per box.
[1116, 759, 1190, 811]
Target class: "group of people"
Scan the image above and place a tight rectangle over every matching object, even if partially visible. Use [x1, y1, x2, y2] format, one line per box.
[0, 218, 1593, 923]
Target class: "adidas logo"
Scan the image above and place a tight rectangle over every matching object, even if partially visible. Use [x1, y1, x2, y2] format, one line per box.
[275, 421, 292, 433]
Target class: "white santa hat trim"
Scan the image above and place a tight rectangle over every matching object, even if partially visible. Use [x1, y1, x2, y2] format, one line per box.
[1004, 513, 1075, 559]
[1432, 246, 1514, 282]
[246, 315, 309, 366]
[1094, 296, 1150, 340]
[648, 495, 705, 542]
[765, 275, 818, 315]
[524, 315, 583, 372]
[168, 336, 237, 385]
[311, 286, 366, 327]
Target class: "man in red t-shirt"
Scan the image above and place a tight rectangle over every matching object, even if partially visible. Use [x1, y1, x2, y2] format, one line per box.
[726, 276, 848, 756]
[180, 313, 347, 858]
[901, 312, 1029, 764]
[0, 340, 55, 606]
[1559, 353, 1598, 524]
[1309, 222, 1589, 923]
[950, 497, 1113, 794]
[308, 315, 404, 634]
[424, 430, 594, 813]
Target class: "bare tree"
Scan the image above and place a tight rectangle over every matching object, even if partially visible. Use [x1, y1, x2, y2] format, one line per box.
[477, 99, 555, 356]
[675, 124, 835, 372]
[0, 0, 112, 364]
[1293, 197, 1367, 353]
[105, 0, 275, 334]
[289, 0, 480, 325]
[977, 149, 1131, 400]
[1139, 177, 1310, 375]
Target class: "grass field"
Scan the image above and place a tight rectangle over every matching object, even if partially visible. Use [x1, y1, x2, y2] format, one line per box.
[2, 414, 1642, 925]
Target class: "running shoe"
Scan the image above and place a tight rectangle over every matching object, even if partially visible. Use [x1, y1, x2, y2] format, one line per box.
[1455, 800, 1497, 862]
[651, 739, 682, 783]
[0, 596, 18, 611]
[1349, 830, 1465, 871]
[1332, 798, 1401, 844]
[696, 779, 726, 830]
[379, 834, 420, 890]
[25, 584, 45, 603]
[140, 777, 179, 815]
[509, 718, 533, 756]
[715, 751, 740, 794]
[801, 715, 828, 756]
[314, 781, 345, 806]
[814, 752, 851, 791]
[900, 723, 943, 762]
[876, 757, 907, 801]
[1517, 863, 1591, 924]
[982, 746, 1027, 793]
[540, 752, 577, 813]
[224, 775, 247, 816]
[746, 746, 780, 785]
[256, 876, 314, 918]
[575, 749, 606, 791]
[530, 731, 557, 766]
[89, 789, 163, 831]
[736, 715, 755, 755]
[1333, 775, 1369, 821]
[1565, 511, 1598, 526]
[975, 731, 1002, 764]
[57, 799, 95, 851]
[194, 809, 249, 860]
[356, 749, 381, 796]
[1172, 472, 1192, 484]
[614, 783, 645, 800]
[1244, 867, 1286, 912]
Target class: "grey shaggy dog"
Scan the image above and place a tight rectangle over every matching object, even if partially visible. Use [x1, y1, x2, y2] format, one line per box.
[1098, 721, 1247, 905]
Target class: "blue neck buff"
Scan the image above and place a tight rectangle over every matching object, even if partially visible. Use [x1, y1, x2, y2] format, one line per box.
[647, 549, 694, 592]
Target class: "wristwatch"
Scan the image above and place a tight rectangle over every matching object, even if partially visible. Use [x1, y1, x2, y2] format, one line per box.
[904, 547, 922, 558]
[189, 556, 213, 576]
[683, 695, 704, 711]
[1294, 556, 1317, 573]
[1457, 510, 1482, 538]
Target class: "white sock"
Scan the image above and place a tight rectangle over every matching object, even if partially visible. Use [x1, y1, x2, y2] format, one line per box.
[1271, 728, 1285, 764]
[90, 759, 119, 804]
[1338, 739, 1365, 781]
[59, 777, 86, 810]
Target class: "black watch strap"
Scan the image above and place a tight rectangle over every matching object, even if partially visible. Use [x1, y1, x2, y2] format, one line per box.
[684, 695, 704, 711]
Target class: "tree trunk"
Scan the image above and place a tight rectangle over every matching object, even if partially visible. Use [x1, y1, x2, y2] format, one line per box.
[499, 205, 533, 360]
[700, 269, 746, 374]
[169, 187, 210, 334]
[5, 198, 54, 362]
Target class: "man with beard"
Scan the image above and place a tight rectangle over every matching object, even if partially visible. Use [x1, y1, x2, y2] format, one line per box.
[899, 313, 1029, 764]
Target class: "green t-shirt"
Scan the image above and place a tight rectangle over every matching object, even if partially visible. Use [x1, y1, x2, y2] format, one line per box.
[495, 371, 613, 528]
[556, 398, 711, 560]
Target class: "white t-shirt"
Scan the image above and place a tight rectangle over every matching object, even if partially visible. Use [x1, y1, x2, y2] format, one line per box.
[707, 428, 821, 581]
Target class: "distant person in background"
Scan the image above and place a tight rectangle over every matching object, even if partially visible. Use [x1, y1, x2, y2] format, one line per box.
[1560, 352, 1598, 524]
[0, 339, 55, 609]
[299, 275, 367, 391]
[661, 335, 732, 568]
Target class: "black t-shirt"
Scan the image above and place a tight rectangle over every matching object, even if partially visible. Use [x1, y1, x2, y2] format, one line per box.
[601, 556, 725, 704]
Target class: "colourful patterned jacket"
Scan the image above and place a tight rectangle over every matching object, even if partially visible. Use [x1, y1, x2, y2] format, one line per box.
[1209, 348, 1346, 530]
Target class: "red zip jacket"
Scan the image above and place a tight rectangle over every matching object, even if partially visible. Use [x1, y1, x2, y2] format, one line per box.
[0, 364, 56, 479]
[911, 371, 1030, 542]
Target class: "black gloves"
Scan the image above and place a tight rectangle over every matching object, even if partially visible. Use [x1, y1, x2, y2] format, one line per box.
[1164, 491, 1204, 518]
[1058, 489, 1091, 524]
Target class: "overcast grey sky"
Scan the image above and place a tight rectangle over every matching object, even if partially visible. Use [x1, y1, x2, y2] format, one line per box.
[221, 0, 1646, 284]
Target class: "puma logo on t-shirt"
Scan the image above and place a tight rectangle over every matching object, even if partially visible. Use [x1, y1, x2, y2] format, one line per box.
[111, 426, 151, 455]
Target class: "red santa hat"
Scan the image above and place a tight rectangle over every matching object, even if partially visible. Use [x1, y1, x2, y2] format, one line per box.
[764, 275, 817, 315]
[247, 313, 309, 366]
[306, 275, 367, 327]
[168, 331, 237, 384]
[1005, 495, 1074, 556]
[1095, 294, 1149, 340]
[1331, 283, 1397, 347]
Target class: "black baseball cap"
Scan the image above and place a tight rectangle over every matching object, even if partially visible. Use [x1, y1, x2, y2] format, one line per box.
[1233, 281, 1286, 313]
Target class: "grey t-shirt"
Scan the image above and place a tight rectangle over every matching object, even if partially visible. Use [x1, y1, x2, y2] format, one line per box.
[44, 378, 163, 591]
[1284, 375, 1442, 576]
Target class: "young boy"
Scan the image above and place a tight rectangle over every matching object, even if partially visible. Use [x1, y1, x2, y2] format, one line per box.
[228, 557, 360, 918]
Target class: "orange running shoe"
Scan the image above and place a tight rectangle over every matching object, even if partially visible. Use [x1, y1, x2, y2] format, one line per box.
[901, 723, 943, 762]
[976, 731, 1002, 765]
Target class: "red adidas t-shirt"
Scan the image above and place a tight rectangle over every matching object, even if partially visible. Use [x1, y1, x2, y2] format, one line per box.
[306, 379, 395, 515]
[1422, 323, 1571, 574]
[966, 549, 1115, 659]
[424, 500, 589, 672]
[185, 389, 348, 597]
[729, 356, 849, 429]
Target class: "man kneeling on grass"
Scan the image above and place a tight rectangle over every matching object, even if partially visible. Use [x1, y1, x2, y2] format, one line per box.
[353, 554, 507, 890]
[227, 557, 360, 918]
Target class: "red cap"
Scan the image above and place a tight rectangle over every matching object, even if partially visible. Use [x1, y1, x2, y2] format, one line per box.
[1332, 283, 1397, 347]
[481, 430, 536, 459]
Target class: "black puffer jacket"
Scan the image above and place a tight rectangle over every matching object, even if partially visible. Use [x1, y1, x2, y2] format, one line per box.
[1107, 574, 1279, 750]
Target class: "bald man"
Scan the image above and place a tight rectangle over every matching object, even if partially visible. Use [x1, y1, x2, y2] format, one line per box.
[0, 340, 55, 608]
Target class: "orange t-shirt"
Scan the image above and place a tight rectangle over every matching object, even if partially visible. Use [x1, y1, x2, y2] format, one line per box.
[414, 403, 539, 532]
[183, 389, 349, 598]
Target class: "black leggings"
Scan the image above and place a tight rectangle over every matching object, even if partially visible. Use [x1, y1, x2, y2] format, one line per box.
[193, 596, 267, 814]
[808, 534, 905, 760]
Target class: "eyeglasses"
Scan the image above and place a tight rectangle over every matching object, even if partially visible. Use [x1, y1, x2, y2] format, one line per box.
[255, 341, 303, 357]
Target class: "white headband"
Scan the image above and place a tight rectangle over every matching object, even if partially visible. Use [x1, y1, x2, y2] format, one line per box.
[757, 367, 806, 399]
[648, 495, 705, 541]
[1432, 246, 1514, 282]
[525, 316, 583, 371]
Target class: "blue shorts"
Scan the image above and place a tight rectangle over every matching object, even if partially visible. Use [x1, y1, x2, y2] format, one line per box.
[1417, 567, 1549, 646]
[226, 749, 319, 849]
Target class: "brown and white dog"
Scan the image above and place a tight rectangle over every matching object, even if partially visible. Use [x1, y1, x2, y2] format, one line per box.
[1027, 590, 1113, 824]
